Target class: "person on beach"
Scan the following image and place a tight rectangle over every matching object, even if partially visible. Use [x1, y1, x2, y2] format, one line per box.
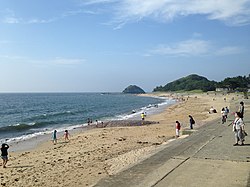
[141, 112, 145, 125]
[225, 107, 229, 118]
[239, 101, 244, 118]
[141, 112, 145, 121]
[232, 112, 245, 146]
[1, 143, 9, 168]
[209, 106, 217, 114]
[52, 130, 57, 145]
[221, 108, 227, 124]
[175, 121, 181, 138]
[189, 115, 195, 129]
[64, 130, 70, 142]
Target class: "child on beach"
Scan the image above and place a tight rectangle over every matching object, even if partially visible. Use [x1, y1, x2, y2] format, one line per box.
[64, 130, 70, 142]
[1, 143, 9, 168]
[52, 130, 57, 145]
[175, 121, 181, 138]
[141, 112, 145, 121]
[141, 112, 145, 125]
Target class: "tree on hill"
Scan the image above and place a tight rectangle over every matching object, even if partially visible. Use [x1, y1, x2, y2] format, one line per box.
[153, 74, 216, 92]
[153, 74, 250, 92]
[217, 75, 250, 91]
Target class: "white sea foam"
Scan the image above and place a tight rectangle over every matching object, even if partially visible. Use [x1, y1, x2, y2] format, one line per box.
[105, 97, 175, 121]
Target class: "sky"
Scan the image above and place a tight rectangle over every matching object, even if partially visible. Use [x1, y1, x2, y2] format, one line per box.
[0, 0, 250, 92]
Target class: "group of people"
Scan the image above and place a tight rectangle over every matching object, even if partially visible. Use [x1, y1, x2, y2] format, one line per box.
[221, 106, 229, 124]
[175, 115, 195, 138]
[51, 129, 70, 145]
[175, 101, 247, 145]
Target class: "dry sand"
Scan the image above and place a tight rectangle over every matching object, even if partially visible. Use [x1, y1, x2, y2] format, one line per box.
[0, 92, 244, 187]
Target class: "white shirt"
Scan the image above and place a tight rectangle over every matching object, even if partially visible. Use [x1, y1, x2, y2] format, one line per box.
[233, 118, 244, 130]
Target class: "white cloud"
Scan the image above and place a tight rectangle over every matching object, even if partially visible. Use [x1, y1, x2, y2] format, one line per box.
[82, 0, 118, 5]
[84, 0, 250, 27]
[151, 39, 211, 56]
[192, 32, 203, 38]
[0, 8, 96, 24]
[0, 55, 27, 61]
[0, 55, 85, 66]
[2, 1, 250, 26]
[48, 57, 86, 65]
[215, 46, 244, 56]
[0, 9, 54, 24]
[149, 39, 245, 57]
[2, 15, 58, 24]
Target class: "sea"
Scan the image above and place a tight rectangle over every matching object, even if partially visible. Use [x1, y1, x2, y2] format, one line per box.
[0, 93, 174, 144]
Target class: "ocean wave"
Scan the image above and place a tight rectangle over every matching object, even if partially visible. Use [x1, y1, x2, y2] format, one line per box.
[0, 123, 89, 144]
[0, 121, 57, 133]
[25, 111, 75, 121]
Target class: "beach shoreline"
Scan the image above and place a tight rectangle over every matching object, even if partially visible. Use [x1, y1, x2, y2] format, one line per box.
[7, 94, 174, 152]
[1, 92, 244, 187]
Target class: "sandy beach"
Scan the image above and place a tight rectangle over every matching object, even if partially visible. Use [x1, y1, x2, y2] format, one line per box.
[0, 92, 245, 187]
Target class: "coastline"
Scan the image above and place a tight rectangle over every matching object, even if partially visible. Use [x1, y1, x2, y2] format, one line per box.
[7, 94, 173, 152]
[1, 92, 244, 187]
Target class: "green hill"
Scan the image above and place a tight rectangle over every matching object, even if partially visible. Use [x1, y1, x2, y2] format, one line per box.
[153, 74, 216, 92]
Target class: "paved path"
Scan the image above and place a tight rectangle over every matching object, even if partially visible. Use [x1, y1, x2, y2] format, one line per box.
[95, 100, 250, 187]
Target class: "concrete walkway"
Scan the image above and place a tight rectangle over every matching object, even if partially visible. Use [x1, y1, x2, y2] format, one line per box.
[94, 101, 250, 187]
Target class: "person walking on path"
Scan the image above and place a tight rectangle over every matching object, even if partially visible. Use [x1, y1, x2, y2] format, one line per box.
[52, 130, 57, 145]
[221, 107, 227, 124]
[175, 121, 181, 138]
[225, 107, 229, 118]
[1, 143, 9, 168]
[239, 101, 244, 118]
[232, 112, 245, 146]
[189, 115, 195, 129]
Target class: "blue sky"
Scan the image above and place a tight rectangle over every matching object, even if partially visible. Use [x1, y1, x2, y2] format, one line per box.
[0, 0, 250, 92]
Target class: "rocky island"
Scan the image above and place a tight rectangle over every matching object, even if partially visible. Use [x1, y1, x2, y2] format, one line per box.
[122, 85, 146, 94]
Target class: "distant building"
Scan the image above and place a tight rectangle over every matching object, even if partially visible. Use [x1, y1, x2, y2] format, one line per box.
[216, 88, 229, 92]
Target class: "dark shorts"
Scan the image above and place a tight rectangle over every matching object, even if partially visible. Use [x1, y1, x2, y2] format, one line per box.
[1, 156, 8, 160]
